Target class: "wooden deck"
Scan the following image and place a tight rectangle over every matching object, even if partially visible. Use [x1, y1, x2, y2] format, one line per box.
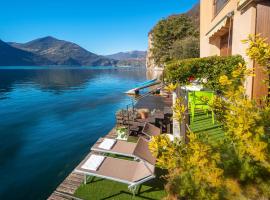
[47, 172, 84, 200]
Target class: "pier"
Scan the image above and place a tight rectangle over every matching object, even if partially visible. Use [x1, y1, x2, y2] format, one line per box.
[125, 79, 161, 95]
[48, 172, 84, 200]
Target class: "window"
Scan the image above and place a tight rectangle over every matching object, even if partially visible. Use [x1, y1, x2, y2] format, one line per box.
[214, 0, 229, 16]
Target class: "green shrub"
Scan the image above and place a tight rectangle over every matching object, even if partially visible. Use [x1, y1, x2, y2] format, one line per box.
[165, 55, 245, 92]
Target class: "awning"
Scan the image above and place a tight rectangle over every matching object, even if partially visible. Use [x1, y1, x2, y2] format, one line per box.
[206, 11, 234, 40]
[237, 0, 254, 10]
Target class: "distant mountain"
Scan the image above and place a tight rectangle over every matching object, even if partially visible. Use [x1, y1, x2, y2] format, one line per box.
[0, 40, 54, 66]
[8, 36, 116, 66]
[106, 51, 146, 61]
[105, 51, 146, 67]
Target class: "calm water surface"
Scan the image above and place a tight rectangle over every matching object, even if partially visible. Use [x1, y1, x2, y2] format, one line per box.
[0, 66, 147, 200]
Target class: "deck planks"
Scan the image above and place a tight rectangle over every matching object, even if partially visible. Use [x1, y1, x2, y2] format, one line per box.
[47, 172, 84, 200]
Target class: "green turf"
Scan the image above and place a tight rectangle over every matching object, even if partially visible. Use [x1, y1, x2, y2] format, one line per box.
[190, 110, 224, 143]
[127, 135, 139, 143]
[74, 172, 166, 200]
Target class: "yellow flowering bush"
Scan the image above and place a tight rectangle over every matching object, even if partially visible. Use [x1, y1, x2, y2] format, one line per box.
[148, 134, 181, 170]
[243, 34, 270, 70]
[212, 35, 270, 197]
[243, 34, 270, 92]
[150, 35, 270, 200]
[219, 75, 232, 86]
[172, 97, 187, 123]
[153, 132, 241, 200]
[164, 83, 178, 93]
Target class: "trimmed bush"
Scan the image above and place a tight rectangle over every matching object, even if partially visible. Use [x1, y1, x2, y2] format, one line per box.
[165, 55, 245, 91]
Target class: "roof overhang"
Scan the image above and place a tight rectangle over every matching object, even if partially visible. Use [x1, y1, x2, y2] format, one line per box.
[238, 0, 264, 11]
[237, 0, 255, 10]
[206, 11, 234, 40]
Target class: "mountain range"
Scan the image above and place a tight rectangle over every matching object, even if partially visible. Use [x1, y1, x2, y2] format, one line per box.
[106, 51, 146, 67]
[106, 51, 146, 61]
[0, 40, 54, 66]
[0, 36, 146, 67]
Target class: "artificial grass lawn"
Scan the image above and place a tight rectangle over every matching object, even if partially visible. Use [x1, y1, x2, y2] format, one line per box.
[74, 172, 166, 200]
[190, 110, 224, 143]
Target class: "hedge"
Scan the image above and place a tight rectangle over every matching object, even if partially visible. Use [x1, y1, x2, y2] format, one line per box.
[164, 55, 245, 91]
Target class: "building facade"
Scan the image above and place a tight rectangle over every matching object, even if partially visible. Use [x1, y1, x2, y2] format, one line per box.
[200, 0, 270, 99]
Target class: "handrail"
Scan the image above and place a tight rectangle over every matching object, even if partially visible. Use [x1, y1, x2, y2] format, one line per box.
[117, 83, 165, 127]
[124, 83, 162, 107]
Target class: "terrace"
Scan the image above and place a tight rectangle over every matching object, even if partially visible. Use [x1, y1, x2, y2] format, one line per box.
[49, 36, 270, 200]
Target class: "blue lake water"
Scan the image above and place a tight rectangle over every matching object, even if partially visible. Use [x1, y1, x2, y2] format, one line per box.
[0, 66, 147, 200]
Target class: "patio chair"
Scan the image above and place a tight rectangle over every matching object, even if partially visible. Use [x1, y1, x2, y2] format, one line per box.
[189, 91, 215, 124]
[75, 138, 156, 195]
[142, 122, 161, 139]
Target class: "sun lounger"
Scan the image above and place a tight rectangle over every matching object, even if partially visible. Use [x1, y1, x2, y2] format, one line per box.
[91, 138, 137, 157]
[142, 122, 161, 138]
[91, 137, 154, 164]
[75, 138, 156, 194]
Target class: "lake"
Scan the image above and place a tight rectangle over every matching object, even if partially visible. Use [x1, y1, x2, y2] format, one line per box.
[0, 66, 147, 200]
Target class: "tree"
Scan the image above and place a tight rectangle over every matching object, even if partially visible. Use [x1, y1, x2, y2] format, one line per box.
[150, 15, 199, 67]
[169, 36, 199, 60]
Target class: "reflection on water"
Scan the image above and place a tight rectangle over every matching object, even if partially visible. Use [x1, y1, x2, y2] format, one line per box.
[0, 66, 146, 200]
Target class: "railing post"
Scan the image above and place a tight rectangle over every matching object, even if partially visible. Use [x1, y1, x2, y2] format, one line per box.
[127, 105, 130, 134]
[180, 88, 188, 143]
[172, 91, 180, 139]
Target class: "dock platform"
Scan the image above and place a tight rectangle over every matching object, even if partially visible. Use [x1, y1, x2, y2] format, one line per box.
[47, 172, 84, 200]
[125, 79, 161, 95]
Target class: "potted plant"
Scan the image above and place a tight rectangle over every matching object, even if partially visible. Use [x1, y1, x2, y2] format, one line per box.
[116, 126, 128, 140]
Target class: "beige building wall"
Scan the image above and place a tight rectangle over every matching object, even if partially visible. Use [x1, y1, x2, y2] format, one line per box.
[200, 0, 257, 97]
[232, 6, 257, 97]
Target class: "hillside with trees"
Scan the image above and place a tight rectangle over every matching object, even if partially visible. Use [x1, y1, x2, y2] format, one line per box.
[147, 3, 200, 68]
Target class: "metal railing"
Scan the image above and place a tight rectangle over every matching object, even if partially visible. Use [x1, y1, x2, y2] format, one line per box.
[117, 83, 165, 130]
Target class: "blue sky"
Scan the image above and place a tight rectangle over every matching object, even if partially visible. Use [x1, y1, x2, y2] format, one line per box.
[0, 0, 198, 55]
